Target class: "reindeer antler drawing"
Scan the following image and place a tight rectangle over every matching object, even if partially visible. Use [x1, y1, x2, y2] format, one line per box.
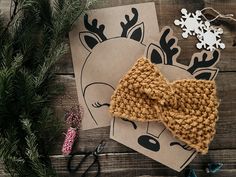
[160, 28, 179, 65]
[84, 14, 107, 41]
[187, 50, 219, 74]
[120, 8, 138, 37]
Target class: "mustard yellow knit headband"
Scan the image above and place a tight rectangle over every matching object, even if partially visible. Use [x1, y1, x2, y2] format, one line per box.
[109, 57, 219, 154]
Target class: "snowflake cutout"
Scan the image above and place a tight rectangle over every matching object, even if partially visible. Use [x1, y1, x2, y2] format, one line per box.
[174, 8, 205, 38]
[196, 21, 225, 51]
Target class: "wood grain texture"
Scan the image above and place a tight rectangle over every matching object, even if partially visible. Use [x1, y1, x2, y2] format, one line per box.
[49, 150, 236, 177]
[0, 0, 11, 13]
[0, 0, 236, 177]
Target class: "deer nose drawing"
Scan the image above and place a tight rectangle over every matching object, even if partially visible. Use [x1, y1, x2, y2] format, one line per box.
[138, 135, 160, 152]
[121, 119, 162, 152]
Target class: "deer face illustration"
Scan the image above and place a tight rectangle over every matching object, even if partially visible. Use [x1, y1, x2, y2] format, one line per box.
[79, 8, 146, 126]
[111, 27, 220, 171]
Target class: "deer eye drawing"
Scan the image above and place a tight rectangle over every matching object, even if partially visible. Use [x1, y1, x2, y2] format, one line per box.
[92, 102, 110, 108]
[117, 119, 166, 152]
[79, 8, 146, 126]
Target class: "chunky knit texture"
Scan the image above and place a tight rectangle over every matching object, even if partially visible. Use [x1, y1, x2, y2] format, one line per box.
[109, 57, 219, 154]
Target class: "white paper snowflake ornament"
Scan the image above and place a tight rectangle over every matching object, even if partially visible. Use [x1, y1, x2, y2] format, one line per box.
[196, 21, 225, 51]
[174, 8, 204, 38]
[175, 8, 226, 51]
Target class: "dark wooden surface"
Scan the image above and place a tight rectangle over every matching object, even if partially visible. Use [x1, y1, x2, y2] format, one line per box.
[1, 0, 236, 176]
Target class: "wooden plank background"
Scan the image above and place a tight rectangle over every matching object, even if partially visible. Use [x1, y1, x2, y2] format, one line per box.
[1, 0, 236, 176]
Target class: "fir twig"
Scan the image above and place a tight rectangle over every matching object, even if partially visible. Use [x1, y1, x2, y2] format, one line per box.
[0, 0, 97, 176]
[22, 119, 51, 177]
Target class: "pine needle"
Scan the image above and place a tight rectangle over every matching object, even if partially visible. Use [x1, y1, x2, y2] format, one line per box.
[0, 0, 96, 176]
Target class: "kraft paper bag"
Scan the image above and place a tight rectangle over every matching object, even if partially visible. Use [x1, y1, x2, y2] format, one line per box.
[69, 2, 159, 130]
[110, 27, 220, 171]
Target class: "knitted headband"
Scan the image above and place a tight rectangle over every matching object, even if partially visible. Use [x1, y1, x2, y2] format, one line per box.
[109, 57, 219, 154]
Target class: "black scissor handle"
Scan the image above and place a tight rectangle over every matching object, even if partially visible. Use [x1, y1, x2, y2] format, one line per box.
[67, 152, 100, 177]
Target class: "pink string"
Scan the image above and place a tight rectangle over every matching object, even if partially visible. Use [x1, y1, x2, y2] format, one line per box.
[61, 103, 83, 155]
[60, 94, 84, 155]
[62, 127, 77, 155]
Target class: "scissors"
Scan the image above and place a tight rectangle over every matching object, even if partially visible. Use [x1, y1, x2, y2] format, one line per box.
[67, 140, 106, 177]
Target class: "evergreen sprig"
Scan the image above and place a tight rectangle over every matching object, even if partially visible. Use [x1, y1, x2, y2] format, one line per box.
[22, 119, 49, 177]
[0, 0, 96, 176]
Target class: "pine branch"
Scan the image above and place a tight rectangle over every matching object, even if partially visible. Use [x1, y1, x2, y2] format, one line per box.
[0, 0, 97, 176]
[34, 43, 68, 91]
[36, 107, 63, 153]
[0, 131, 25, 176]
[52, 0, 97, 45]
[22, 119, 55, 177]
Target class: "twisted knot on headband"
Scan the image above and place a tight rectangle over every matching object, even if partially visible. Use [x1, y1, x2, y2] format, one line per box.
[109, 57, 219, 154]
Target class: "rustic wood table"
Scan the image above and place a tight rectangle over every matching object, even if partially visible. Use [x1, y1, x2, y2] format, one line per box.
[1, 0, 236, 177]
